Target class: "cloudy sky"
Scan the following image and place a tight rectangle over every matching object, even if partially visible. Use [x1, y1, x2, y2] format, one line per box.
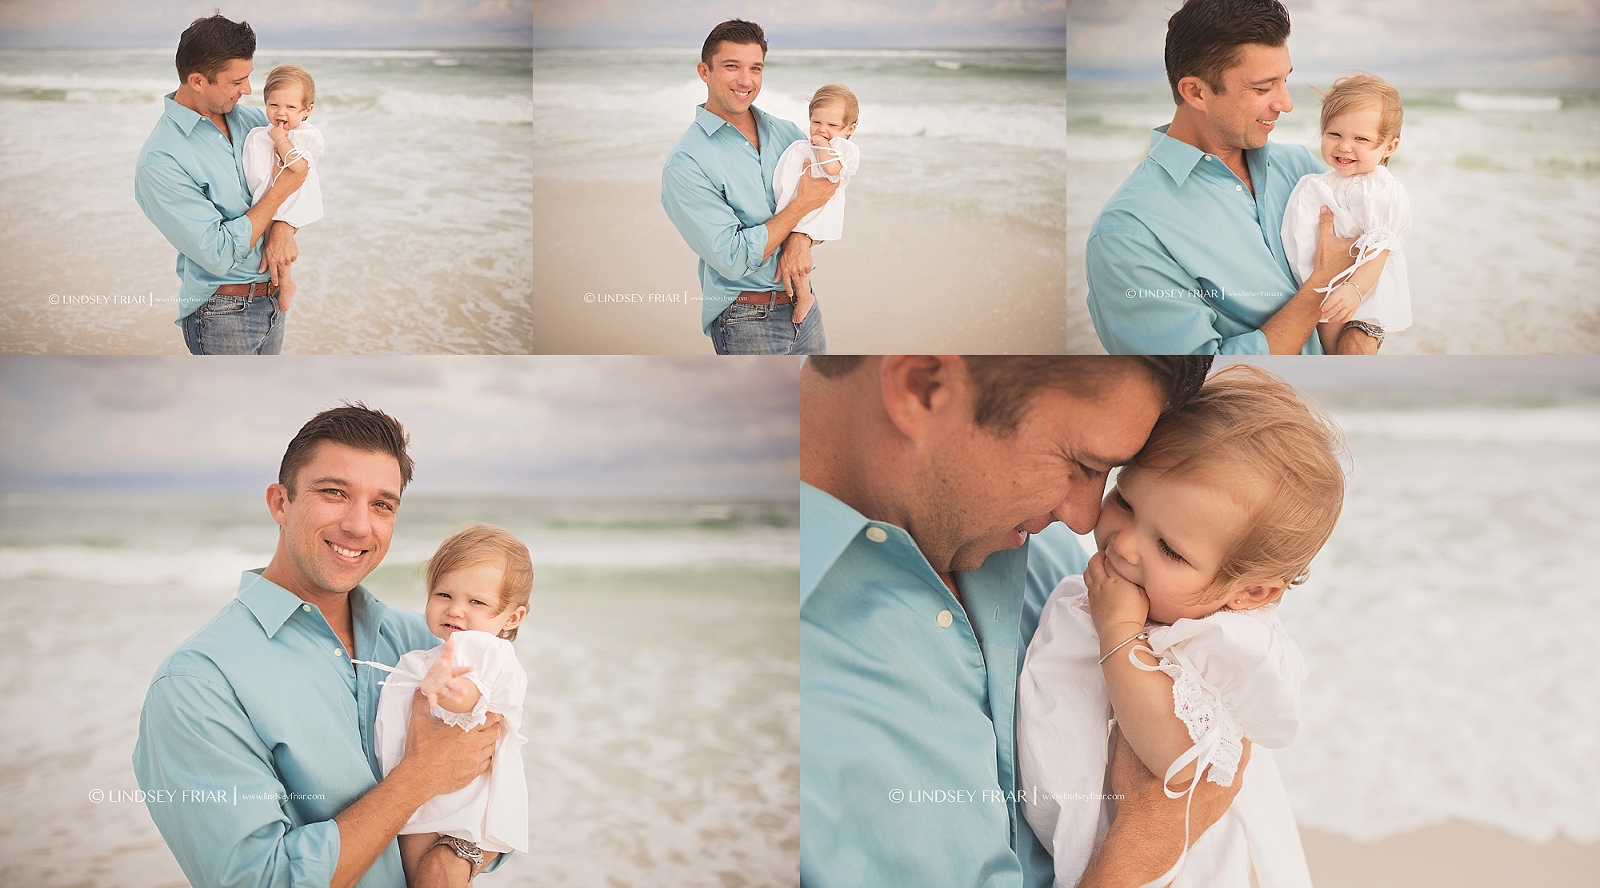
[1067, 0, 1600, 87]
[534, 0, 1067, 49]
[0, 0, 532, 48]
[0, 357, 799, 498]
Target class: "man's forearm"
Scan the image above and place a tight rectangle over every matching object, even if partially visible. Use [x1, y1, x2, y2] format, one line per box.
[1079, 812, 1186, 888]
[246, 176, 303, 247]
[761, 201, 815, 262]
[1260, 281, 1325, 354]
[330, 761, 431, 888]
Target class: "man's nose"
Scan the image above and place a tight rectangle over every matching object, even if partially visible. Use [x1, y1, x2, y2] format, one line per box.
[1275, 84, 1293, 113]
[1052, 484, 1105, 536]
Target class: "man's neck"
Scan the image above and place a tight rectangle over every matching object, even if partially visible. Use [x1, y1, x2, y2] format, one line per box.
[1165, 110, 1251, 189]
[173, 87, 230, 140]
[706, 101, 759, 148]
[260, 558, 356, 648]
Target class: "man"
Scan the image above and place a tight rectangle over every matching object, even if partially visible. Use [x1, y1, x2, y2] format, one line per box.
[133, 405, 510, 887]
[801, 355, 1249, 887]
[661, 19, 839, 355]
[1085, 0, 1375, 355]
[135, 14, 306, 355]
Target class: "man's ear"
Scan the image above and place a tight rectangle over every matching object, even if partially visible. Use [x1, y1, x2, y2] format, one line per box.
[1177, 75, 1210, 112]
[696, 61, 710, 84]
[265, 483, 290, 527]
[879, 355, 964, 443]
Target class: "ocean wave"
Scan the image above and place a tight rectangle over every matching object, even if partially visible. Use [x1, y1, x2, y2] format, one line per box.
[0, 73, 174, 95]
[1455, 91, 1562, 112]
[1335, 409, 1600, 445]
[861, 102, 1066, 150]
[375, 88, 532, 123]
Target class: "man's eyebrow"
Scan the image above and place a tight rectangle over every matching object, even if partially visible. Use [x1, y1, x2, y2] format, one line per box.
[1074, 451, 1128, 473]
[306, 476, 401, 502]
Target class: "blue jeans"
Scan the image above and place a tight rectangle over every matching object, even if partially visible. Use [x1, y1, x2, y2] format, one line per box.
[710, 295, 826, 355]
[181, 292, 285, 355]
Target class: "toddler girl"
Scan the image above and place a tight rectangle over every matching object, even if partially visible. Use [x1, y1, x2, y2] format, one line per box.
[773, 83, 862, 325]
[242, 63, 325, 312]
[1017, 365, 1345, 888]
[356, 524, 531, 886]
[1281, 73, 1412, 354]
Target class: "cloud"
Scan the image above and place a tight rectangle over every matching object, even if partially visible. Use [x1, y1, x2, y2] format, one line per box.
[0, 357, 800, 498]
[1066, 0, 1600, 87]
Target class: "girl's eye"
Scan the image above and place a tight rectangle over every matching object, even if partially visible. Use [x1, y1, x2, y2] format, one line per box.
[1158, 539, 1186, 563]
[1111, 490, 1130, 510]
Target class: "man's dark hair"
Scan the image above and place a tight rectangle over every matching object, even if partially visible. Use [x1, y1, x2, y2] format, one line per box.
[175, 14, 255, 85]
[804, 356, 1214, 431]
[1164, 0, 1291, 104]
[278, 402, 414, 499]
[701, 19, 768, 67]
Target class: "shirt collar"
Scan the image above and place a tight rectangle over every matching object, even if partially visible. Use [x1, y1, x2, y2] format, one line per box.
[693, 103, 772, 140]
[1149, 123, 1279, 189]
[236, 569, 388, 640]
[162, 92, 206, 136]
[800, 483, 869, 607]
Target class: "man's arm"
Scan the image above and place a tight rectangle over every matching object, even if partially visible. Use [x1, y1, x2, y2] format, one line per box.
[1085, 227, 1268, 355]
[135, 160, 307, 277]
[1078, 731, 1252, 888]
[329, 691, 502, 888]
[1259, 207, 1358, 354]
[661, 159, 839, 282]
[761, 163, 838, 261]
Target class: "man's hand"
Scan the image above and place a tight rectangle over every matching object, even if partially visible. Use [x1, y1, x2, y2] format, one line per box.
[1310, 206, 1357, 288]
[398, 688, 501, 799]
[1084, 550, 1150, 642]
[793, 160, 841, 213]
[778, 231, 815, 316]
[1078, 731, 1251, 888]
[259, 222, 298, 286]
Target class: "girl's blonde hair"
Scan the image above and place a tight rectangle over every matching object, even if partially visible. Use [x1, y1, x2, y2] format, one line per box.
[809, 83, 859, 128]
[1318, 72, 1403, 166]
[1124, 364, 1346, 603]
[425, 524, 533, 641]
[264, 63, 316, 111]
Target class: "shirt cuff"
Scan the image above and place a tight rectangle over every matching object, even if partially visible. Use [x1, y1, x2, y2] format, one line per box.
[1218, 328, 1271, 354]
[224, 212, 257, 271]
[283, 818, 341, 888]
[744, 222, 771, 274]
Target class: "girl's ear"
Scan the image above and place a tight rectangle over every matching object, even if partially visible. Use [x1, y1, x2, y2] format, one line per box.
[1226, 580, 1286, 610]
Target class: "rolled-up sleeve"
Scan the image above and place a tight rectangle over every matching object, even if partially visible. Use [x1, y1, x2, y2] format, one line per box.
[135, 160, 256, 278]
[661, 158, 770, 281]
[1086, 228, 1269, 355]
[133, 671, 340, 888]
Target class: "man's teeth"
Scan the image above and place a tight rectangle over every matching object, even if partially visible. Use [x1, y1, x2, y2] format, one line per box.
[330, 542, 362, 558]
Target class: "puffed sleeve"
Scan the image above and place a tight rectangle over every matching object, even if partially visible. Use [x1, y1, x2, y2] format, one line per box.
[1146, 609, 1307, 750]
[241, 126, 276, 201]
[1355, 167, 1411, 246]
[831, 136, 861, 181]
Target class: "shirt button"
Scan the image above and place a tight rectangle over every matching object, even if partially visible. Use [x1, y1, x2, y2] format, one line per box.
[1203, 154, 1212, 161]
[865, 526, 888, 543]
[1236, 184, 1243, 191]
[937, 610, 954, 628]
[302, 604, 312, 612]
[334, 647, 343, 656]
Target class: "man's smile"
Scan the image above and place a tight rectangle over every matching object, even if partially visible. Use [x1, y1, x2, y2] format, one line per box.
[326, 540, 367, 563]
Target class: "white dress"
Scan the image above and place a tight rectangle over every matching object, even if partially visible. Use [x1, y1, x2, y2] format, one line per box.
[367, 630, 529, 855]
[1016, 576, 1313, 888]
[1280, 164, 1412, 332]
[241, 122, 325, 229]
[772, 136, 861, 242]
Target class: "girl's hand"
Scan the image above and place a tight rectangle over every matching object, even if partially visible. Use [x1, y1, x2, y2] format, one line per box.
[1319, 281, 1361, 324]
[1084, 550, 1150, 641]
[419, 635, 475, 711]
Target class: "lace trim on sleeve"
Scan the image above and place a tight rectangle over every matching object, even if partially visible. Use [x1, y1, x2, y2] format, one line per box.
[431, 671, 492, 731]
[1155, 658, 1244, 787]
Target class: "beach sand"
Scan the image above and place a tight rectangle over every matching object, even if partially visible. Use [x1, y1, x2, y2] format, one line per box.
[533, 178, 1069, 354]
[1300, 822, 1600, 887]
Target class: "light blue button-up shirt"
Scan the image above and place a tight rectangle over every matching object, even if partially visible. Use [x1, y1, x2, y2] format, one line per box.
[661, 104, 807, 333]
[135, 93, 274, 322]
[1085, 125, 1325, 355]
[800, 483, 1088, 888]
[132, 569, 507, 887]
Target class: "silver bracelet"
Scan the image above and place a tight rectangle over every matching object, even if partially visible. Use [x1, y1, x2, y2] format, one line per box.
[1098, 631, 1148, 665]
[1340, 279, 1366, 300]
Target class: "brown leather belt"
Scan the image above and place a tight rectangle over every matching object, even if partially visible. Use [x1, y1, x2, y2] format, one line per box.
[734, 290, 796, 306]
[212, 281, 277, 297]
